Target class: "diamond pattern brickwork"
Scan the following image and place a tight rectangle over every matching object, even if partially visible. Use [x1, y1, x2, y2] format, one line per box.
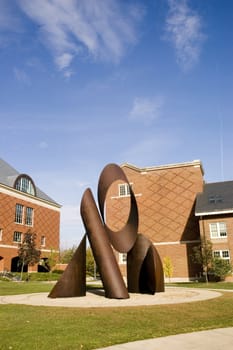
[105, 163, 204, 279]
[0, 190, 60, 269]
[106, 164, 203, 244]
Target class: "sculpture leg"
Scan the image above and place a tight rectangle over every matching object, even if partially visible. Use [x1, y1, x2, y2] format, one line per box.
[127, 234, 164, 294]
[48, 234, 86, 298]
[81, 188, 129, 299]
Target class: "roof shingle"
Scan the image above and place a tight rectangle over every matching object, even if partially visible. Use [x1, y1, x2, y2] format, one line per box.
[0, 158, 60, 206]
[195, 181, 233, 215]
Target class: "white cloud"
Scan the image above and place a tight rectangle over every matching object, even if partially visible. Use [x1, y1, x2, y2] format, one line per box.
[55, 52, 73, 70]
[165, 0, 205, 70]
[129, 96, 164, 123]
[18, 0, 144, 74]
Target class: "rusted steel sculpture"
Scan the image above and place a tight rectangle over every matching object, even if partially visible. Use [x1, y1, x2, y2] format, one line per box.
[127, 234, 165, 294]
[48, 163, 164, 299]
[98, 163, 138, 253]
[80, 188, 129, 299]
[48, 235, 86, 298]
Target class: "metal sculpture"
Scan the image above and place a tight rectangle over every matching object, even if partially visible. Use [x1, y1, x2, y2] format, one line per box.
[48, 235, 86, 298]
[127, 234, 164, 294]
[80, 188, 129, 299]
[98, 163, 138, 253]
[48, 163, 164, 299]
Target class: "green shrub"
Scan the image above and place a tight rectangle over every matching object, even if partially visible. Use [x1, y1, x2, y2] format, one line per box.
[209, 258, 232, 281]
[52, 269, 64, 274]
[13, 272, 60, 281]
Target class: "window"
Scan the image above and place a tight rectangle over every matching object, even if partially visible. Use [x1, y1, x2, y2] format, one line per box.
[15, 176, 35, 196]
[118, 183, 130, 197]
[119, 253, 127, 264]
[213, 251, 220, 258]
[208, 195, 223, 204]
[13, 231, 22, 243]
[41, 236, 46, 246]
[25, 207, 33, 226]
[0, 229, 2, 241]
[213, 250, 230, 261]
[15, 204, 24, 224]
[209, 222, 227, 239]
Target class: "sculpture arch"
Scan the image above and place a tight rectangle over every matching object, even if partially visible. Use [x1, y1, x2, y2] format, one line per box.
[49, 163, 164, 299]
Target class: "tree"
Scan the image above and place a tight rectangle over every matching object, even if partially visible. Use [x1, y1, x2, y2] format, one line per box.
[210, 258, 232, 281]
[46, 249, 57, 272]
[59, 245, 77, 264]
[39, 249, 57, 272]
[163, 256, 173, 282]
[60, 246, 98, 278]
[86, 247, 97, 278]
[18, 230, 41, 280]
[192, 238, 213, 283]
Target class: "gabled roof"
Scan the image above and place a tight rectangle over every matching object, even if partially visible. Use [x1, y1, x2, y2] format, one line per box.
[195, 181, 233, 216]
[0, 158, 60, 206]
[0, 158, 18, 186]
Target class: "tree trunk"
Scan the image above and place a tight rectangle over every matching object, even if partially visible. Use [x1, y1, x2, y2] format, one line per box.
[20, 258, 25, 281]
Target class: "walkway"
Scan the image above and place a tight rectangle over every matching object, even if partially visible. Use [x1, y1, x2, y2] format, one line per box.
[0, 287, 221, 307]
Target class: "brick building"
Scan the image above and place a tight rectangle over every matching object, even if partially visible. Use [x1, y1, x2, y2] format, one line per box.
[0, 158, 61, 273]
[105, 160, 205, 281]
[196, 181, 233, 274]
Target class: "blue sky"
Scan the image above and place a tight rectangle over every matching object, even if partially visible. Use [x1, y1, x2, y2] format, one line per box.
[0, 0, 232, 248]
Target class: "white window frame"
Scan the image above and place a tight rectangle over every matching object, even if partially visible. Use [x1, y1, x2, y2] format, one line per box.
[15, 204, 24, 224]
[209, 222, 227, 239]
[25, 207, 34, 226]
[13, 231, 22, 243]
[41, 235, 46, 246]
[15, 176, 35, 196]
[213, 250, 230, 261]
[118, 183, 131, 197]
[119, 253, 127, 264]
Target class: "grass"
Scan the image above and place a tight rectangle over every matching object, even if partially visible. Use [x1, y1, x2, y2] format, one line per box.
[0, 281, 233, 349]
[1, 280, 232, 296]
[0, 281, 102, 296]
[169, 281, 233, 290]
[0, 281, 53, 295]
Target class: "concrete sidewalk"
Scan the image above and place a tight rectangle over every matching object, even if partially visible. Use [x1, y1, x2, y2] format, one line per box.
[94, 327, 233, 350]
[0, 287, 222, 307]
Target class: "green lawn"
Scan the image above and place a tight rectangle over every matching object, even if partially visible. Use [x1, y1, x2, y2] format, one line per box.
[0, 281, 233, 350]
[0, 281, 53, 295]
[0, 281, 102, 296]
[169, 281, 233, 290]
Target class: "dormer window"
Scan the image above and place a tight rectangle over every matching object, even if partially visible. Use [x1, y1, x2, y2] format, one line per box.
[208, 195, 223, 204]
[14, 175, 36, 196]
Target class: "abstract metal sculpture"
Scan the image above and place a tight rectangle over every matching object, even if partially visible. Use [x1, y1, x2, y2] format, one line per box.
[80, 188, 129, 299]
[127, 234, 164, 294]
[48, 163, 164, 299]
[98, 163, 138, 253]
[49, 235, 86, 298]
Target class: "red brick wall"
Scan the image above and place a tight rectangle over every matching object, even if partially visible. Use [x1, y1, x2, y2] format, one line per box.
[199, 214, 233, 261]
[0, 190, 60, 271]
[106, 162, 204, 280]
